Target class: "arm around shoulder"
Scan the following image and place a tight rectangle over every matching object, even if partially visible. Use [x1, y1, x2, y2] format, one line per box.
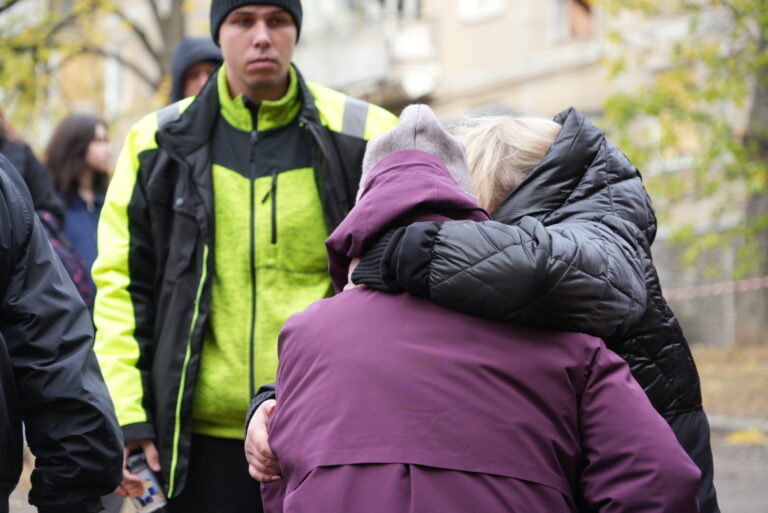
[381, 216, 647, 340]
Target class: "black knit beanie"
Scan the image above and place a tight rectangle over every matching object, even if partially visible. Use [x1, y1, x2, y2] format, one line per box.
[210, 0, 302, 44]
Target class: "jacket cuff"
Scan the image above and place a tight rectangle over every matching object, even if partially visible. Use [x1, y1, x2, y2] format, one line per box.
[122, 422, 156, 444]
[392, 221, 442, 298]
[352, 227, 406, 292]
[245, 383, 277, 437]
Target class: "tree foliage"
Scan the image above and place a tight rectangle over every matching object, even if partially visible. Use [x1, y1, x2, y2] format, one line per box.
[0, 0, 187, 138]
[597, 0, 768, 276]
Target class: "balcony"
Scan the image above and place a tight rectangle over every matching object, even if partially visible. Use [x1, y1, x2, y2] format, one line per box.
[293, 0, 437, 105]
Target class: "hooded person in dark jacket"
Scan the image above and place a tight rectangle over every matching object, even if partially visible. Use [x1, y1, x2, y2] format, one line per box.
[0, 109, 96, 311]
[0, 155, 123, 512]
[257, 106, 701, 513]
[347, 107, 719, 512]
[169, 36, 223, 103]
[0, 111, 62, 219]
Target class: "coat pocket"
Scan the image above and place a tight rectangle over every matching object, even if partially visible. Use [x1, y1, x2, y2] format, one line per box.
[165, 196, 201, 281]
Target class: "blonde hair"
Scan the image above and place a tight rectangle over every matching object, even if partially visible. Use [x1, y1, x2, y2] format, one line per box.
[450, 116, 562, 213]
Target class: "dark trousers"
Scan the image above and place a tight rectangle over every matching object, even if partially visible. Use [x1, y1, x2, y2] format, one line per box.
[669, 410, 720, 513]
[166, 434, 263, 513]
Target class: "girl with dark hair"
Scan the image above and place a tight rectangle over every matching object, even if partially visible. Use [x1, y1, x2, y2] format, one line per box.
[1, 108, 96, 311]
[46, 113, 111, 272]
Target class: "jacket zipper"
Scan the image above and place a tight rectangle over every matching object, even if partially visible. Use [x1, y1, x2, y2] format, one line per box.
[249, 121, 259, 400]
[261, 170, 278, 244]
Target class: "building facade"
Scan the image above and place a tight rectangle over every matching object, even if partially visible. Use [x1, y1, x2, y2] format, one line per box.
[99, 0, 766, 346]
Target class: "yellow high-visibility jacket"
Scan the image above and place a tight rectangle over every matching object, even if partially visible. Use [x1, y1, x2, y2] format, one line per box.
[93, 63, 397, 497]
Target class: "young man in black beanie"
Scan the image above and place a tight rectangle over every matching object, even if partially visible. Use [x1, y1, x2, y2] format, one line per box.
[92, 1, 397, 511]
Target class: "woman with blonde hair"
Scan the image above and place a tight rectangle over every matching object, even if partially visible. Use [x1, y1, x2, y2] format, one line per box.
[451, 115, 563, 212]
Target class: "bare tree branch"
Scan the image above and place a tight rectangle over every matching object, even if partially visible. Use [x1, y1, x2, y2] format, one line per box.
[721, 0, 746, 20]
[44, 12, 80, 45]
[145, 0, 163, 32]
[0, 0, 22, 15]
[153, 0, 186, 76]
[111, 6, 163, 66]
[80, 45, 161, 91]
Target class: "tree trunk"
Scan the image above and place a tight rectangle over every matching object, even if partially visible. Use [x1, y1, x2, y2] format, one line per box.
[736, 65, 768, 346]
[157, 1, 186, 78]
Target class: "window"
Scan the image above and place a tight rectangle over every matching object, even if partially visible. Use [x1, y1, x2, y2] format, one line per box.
[457, 0, 506, 24]
[552, 0, 593, 41]
[373, 0, 421, 19]
[569, 0, 593, 38]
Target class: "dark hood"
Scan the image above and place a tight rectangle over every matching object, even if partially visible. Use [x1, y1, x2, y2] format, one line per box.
[326, 149, 489, 292]
[493, 107, 657, 244]
[0, 137, 65, 223]
[170, 36, 223, 103]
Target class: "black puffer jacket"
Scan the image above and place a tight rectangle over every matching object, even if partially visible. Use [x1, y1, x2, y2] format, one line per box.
[362, 107, 699, 416]
[0, 156, 123, 512]
[354, 107, 718, 512]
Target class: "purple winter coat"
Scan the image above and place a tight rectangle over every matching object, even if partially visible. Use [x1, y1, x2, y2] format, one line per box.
[262, 150, 701, 513]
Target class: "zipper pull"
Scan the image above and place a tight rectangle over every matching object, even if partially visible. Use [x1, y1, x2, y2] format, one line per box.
[261, 171, 277, 203]
[262, 171, 277, 244]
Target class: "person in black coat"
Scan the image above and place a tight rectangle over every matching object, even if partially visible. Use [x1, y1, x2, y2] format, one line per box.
[0, 109, 96, 311]
[350, 108, 719, 513]
[0, 109, 64, 219]
[0, 155, 123, 512]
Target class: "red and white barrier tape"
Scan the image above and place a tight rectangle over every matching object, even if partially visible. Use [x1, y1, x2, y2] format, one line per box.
[664, 276, 768, 301]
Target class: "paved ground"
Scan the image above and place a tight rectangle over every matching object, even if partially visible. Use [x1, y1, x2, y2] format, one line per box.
[11, 432, 768, 512]
[711, 431, 768, 513]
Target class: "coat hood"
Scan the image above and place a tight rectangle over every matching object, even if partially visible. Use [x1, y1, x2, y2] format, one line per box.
[0, 138, 65, 223]
[326, 149, 489, 292]
[493, 107, 657, 244]
[170, 36, 223, 103]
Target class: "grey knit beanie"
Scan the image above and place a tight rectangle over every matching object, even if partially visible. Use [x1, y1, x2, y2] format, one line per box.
[210, 0, 302, 44]
[358, 104, 475, 202]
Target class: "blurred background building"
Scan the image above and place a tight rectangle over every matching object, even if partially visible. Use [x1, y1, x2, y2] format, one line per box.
[1, 0, 765, 347]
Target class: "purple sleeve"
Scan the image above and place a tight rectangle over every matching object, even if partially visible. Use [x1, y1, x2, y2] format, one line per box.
[261, 479, 287, 513]
[579, 344, 701, 513]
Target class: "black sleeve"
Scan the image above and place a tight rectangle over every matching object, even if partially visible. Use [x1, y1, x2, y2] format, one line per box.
[20, 143, 65, 220]
[244, 382, 277, 436]
[371, 216, 647, 341]
[0, 160, 123, 513]
[351, 227, 406, 293]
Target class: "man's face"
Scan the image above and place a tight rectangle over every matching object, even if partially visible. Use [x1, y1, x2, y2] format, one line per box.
[218, 5, 297, 102]
[183, 61, 219, 98]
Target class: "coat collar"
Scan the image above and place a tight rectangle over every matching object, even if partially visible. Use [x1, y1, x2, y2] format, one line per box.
[217, 64, 301, 132]
[493, 107, 657, 242]
[157, 63, 317, 157]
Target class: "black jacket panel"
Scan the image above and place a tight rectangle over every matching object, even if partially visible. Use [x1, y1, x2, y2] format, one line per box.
[0, 156, 123, 512]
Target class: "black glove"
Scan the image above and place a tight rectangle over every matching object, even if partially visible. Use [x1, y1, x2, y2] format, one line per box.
[351, 227, 406, 293]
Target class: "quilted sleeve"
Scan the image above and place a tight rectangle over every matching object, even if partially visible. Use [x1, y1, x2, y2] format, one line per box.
[395, 215, 647, 340]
